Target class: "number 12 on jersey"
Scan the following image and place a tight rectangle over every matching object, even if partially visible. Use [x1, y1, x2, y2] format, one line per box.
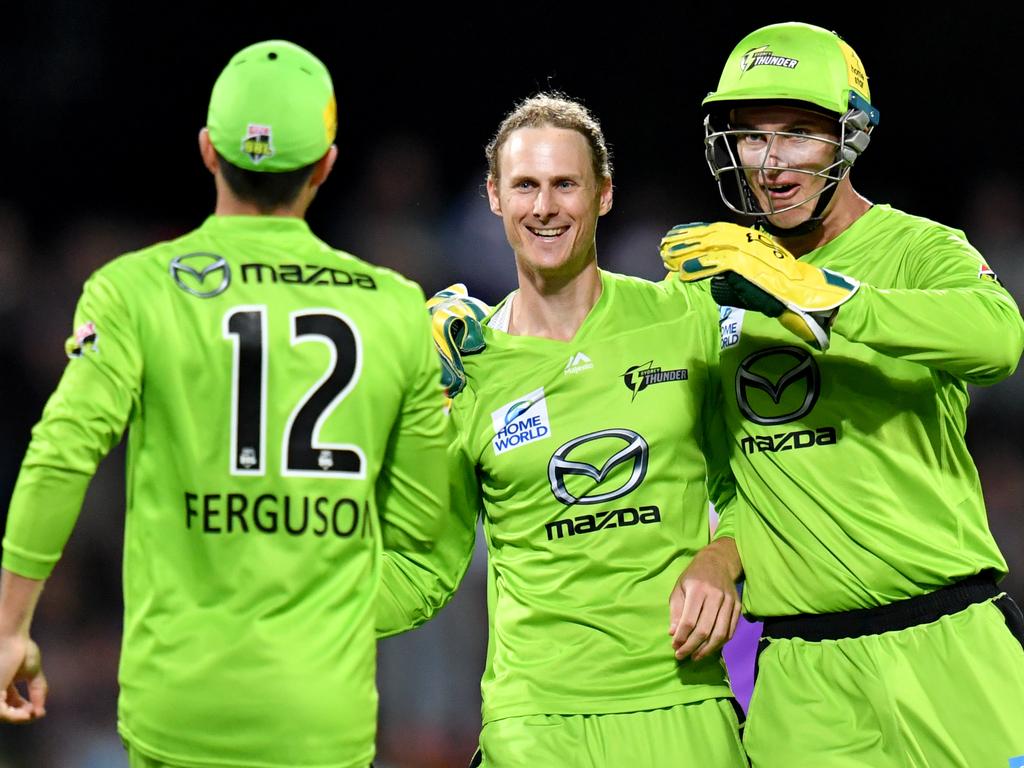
[223, 306, 366, 479]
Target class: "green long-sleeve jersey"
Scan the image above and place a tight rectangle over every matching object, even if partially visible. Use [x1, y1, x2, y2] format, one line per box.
[3, 215, 449, 768]
[378, 270, 736, 723]
[713, 204, 1024, 617]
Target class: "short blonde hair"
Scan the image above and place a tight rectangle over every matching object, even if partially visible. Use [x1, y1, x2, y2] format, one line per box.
[485, 92, 612, 183]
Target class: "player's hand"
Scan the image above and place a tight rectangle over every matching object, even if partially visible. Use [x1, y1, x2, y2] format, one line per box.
[426, 284, 490, 398]
[668, 538, 742, 662]
[660, 221, 860, 351]
[0, 635, 47, 723]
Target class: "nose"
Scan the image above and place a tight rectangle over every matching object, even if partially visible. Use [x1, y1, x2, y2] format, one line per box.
[763, 133, 790, 173]
[533, 185, 557, 220]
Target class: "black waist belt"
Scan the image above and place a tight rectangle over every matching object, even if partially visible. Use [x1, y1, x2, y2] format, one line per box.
[760, 572, 999, 642]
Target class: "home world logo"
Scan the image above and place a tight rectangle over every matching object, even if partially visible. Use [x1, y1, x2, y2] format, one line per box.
[492, 387, 552, 456]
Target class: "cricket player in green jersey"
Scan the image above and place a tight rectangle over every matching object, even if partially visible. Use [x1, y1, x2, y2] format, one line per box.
[0, 41, 449, 768]
[377, 95, 747, 767]
[659, 22, 1024, 767]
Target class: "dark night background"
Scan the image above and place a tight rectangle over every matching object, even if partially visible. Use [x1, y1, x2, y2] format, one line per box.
[0, 6, 1021, 767]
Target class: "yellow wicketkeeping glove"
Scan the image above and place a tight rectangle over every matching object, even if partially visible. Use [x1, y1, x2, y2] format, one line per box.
[660, 222, 859, 351]
[426, 284, 491, 397]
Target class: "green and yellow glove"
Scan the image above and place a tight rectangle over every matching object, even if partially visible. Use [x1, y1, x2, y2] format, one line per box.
[660, 221, 859, 351]
[426, 284, 490, 397]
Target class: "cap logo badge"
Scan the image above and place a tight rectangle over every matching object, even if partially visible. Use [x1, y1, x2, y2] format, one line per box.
[740, 45, 799, 73]
[241, 123, 274, 163]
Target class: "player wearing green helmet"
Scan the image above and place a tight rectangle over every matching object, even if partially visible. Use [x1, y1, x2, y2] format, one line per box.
[660, 21, 1024, 767]
[703, 21, 879, 237]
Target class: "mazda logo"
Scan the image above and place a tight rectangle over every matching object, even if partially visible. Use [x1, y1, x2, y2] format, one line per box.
[736, 346, 819, 425]
[548, 429, 649, 505]
[170, 253, 231, 298]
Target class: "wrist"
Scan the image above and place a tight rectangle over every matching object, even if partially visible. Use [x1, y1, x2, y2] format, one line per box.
[702, 537, 743, 582]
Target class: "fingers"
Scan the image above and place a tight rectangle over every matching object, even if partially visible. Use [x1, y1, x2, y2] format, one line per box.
[691, 596, 739, 662]
[669, 580, 740, 662]
[0, 684, 35, 724]
[27, 670, 47, 718]
[672, 590, 714, 660]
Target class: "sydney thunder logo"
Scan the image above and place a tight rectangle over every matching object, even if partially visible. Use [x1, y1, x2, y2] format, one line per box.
[740, 45, 799, 73]
[622, 361, 688, 402]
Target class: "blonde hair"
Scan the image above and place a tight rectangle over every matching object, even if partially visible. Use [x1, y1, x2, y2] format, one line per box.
[485, 92, 612, 182]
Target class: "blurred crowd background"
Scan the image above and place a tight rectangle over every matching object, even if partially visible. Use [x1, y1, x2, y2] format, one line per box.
[1, 6, 1021, 767]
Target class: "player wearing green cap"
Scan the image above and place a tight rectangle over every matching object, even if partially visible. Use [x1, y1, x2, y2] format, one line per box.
[0, 40, 448, 768]
[658, 22, 1024, 767]
[377, 94, 748, 767]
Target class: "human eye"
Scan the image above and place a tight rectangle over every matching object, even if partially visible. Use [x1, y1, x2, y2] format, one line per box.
[555, 179, 577, 190]
[735, 130, 766, 145]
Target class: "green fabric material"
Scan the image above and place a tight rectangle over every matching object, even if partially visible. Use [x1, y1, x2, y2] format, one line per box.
[5, 213, 448, 766]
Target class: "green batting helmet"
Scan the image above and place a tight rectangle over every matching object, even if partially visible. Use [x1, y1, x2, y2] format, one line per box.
[703, 23, 880, 233]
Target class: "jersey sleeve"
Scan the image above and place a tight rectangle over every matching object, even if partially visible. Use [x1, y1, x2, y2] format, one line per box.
[375, 293, 451, 557]
[376, 399, 479, 638]
[3, 268, 142, 579]
[832, 227, 1024, 385]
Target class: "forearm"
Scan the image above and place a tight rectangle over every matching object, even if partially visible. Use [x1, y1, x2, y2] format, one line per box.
[833, 285, 1024, 384]
[0, 569, 45, 638]
[696, 536, 743, 583]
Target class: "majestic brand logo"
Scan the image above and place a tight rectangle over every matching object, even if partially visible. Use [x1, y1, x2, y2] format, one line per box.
[492, 387, 551, 455]
[564, 352, 593, 375]
[740, 45, 799, 73]
[547, 428, 649, 505]
[735, 346, 820, 425]
[170, 253, 231, 298]
[622, 361, 688, 402]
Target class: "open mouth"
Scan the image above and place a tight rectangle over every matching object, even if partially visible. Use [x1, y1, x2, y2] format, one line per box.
[527, 225, 570, 239]
[765, 183, 799, 198]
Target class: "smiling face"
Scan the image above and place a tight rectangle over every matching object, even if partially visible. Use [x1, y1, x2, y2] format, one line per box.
[731, 105, 842, 230]
[487, 126, 613, 281]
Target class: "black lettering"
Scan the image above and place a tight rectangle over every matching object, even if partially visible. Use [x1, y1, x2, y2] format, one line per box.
[595, 510, 617, 530]
[355, 274, 377, 290]
[313, 497, 329, 536]
[227, 493, 249, 533]
[776, 431, 795, 451]
[330, 269, 353, 286]
[755, 435, 773, 452]
[284, 496, 309, 535]
[740, 436, 754, 454]
[253, 494, 278, 533]
[617, 507, 640, 527]
[241, 263, 276, 283]
[185, 492, 199, 529]
[302, 266, 328, 285]
[203, 494, 221, 533]
[573, 514, 596, 534]
[793, 429, 816, 449]
[639, 505, 661, 523]
[279, 264, 303, 283]
[816, 426, 838, 445]
[332, 498, 359, 537]
[546, 519, 575, 540]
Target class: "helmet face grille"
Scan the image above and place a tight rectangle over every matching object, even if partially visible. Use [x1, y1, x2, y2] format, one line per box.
[703, 106, 873, 222]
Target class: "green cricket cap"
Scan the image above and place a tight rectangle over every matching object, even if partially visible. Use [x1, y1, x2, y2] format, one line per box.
[207, 40, 337, 172]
